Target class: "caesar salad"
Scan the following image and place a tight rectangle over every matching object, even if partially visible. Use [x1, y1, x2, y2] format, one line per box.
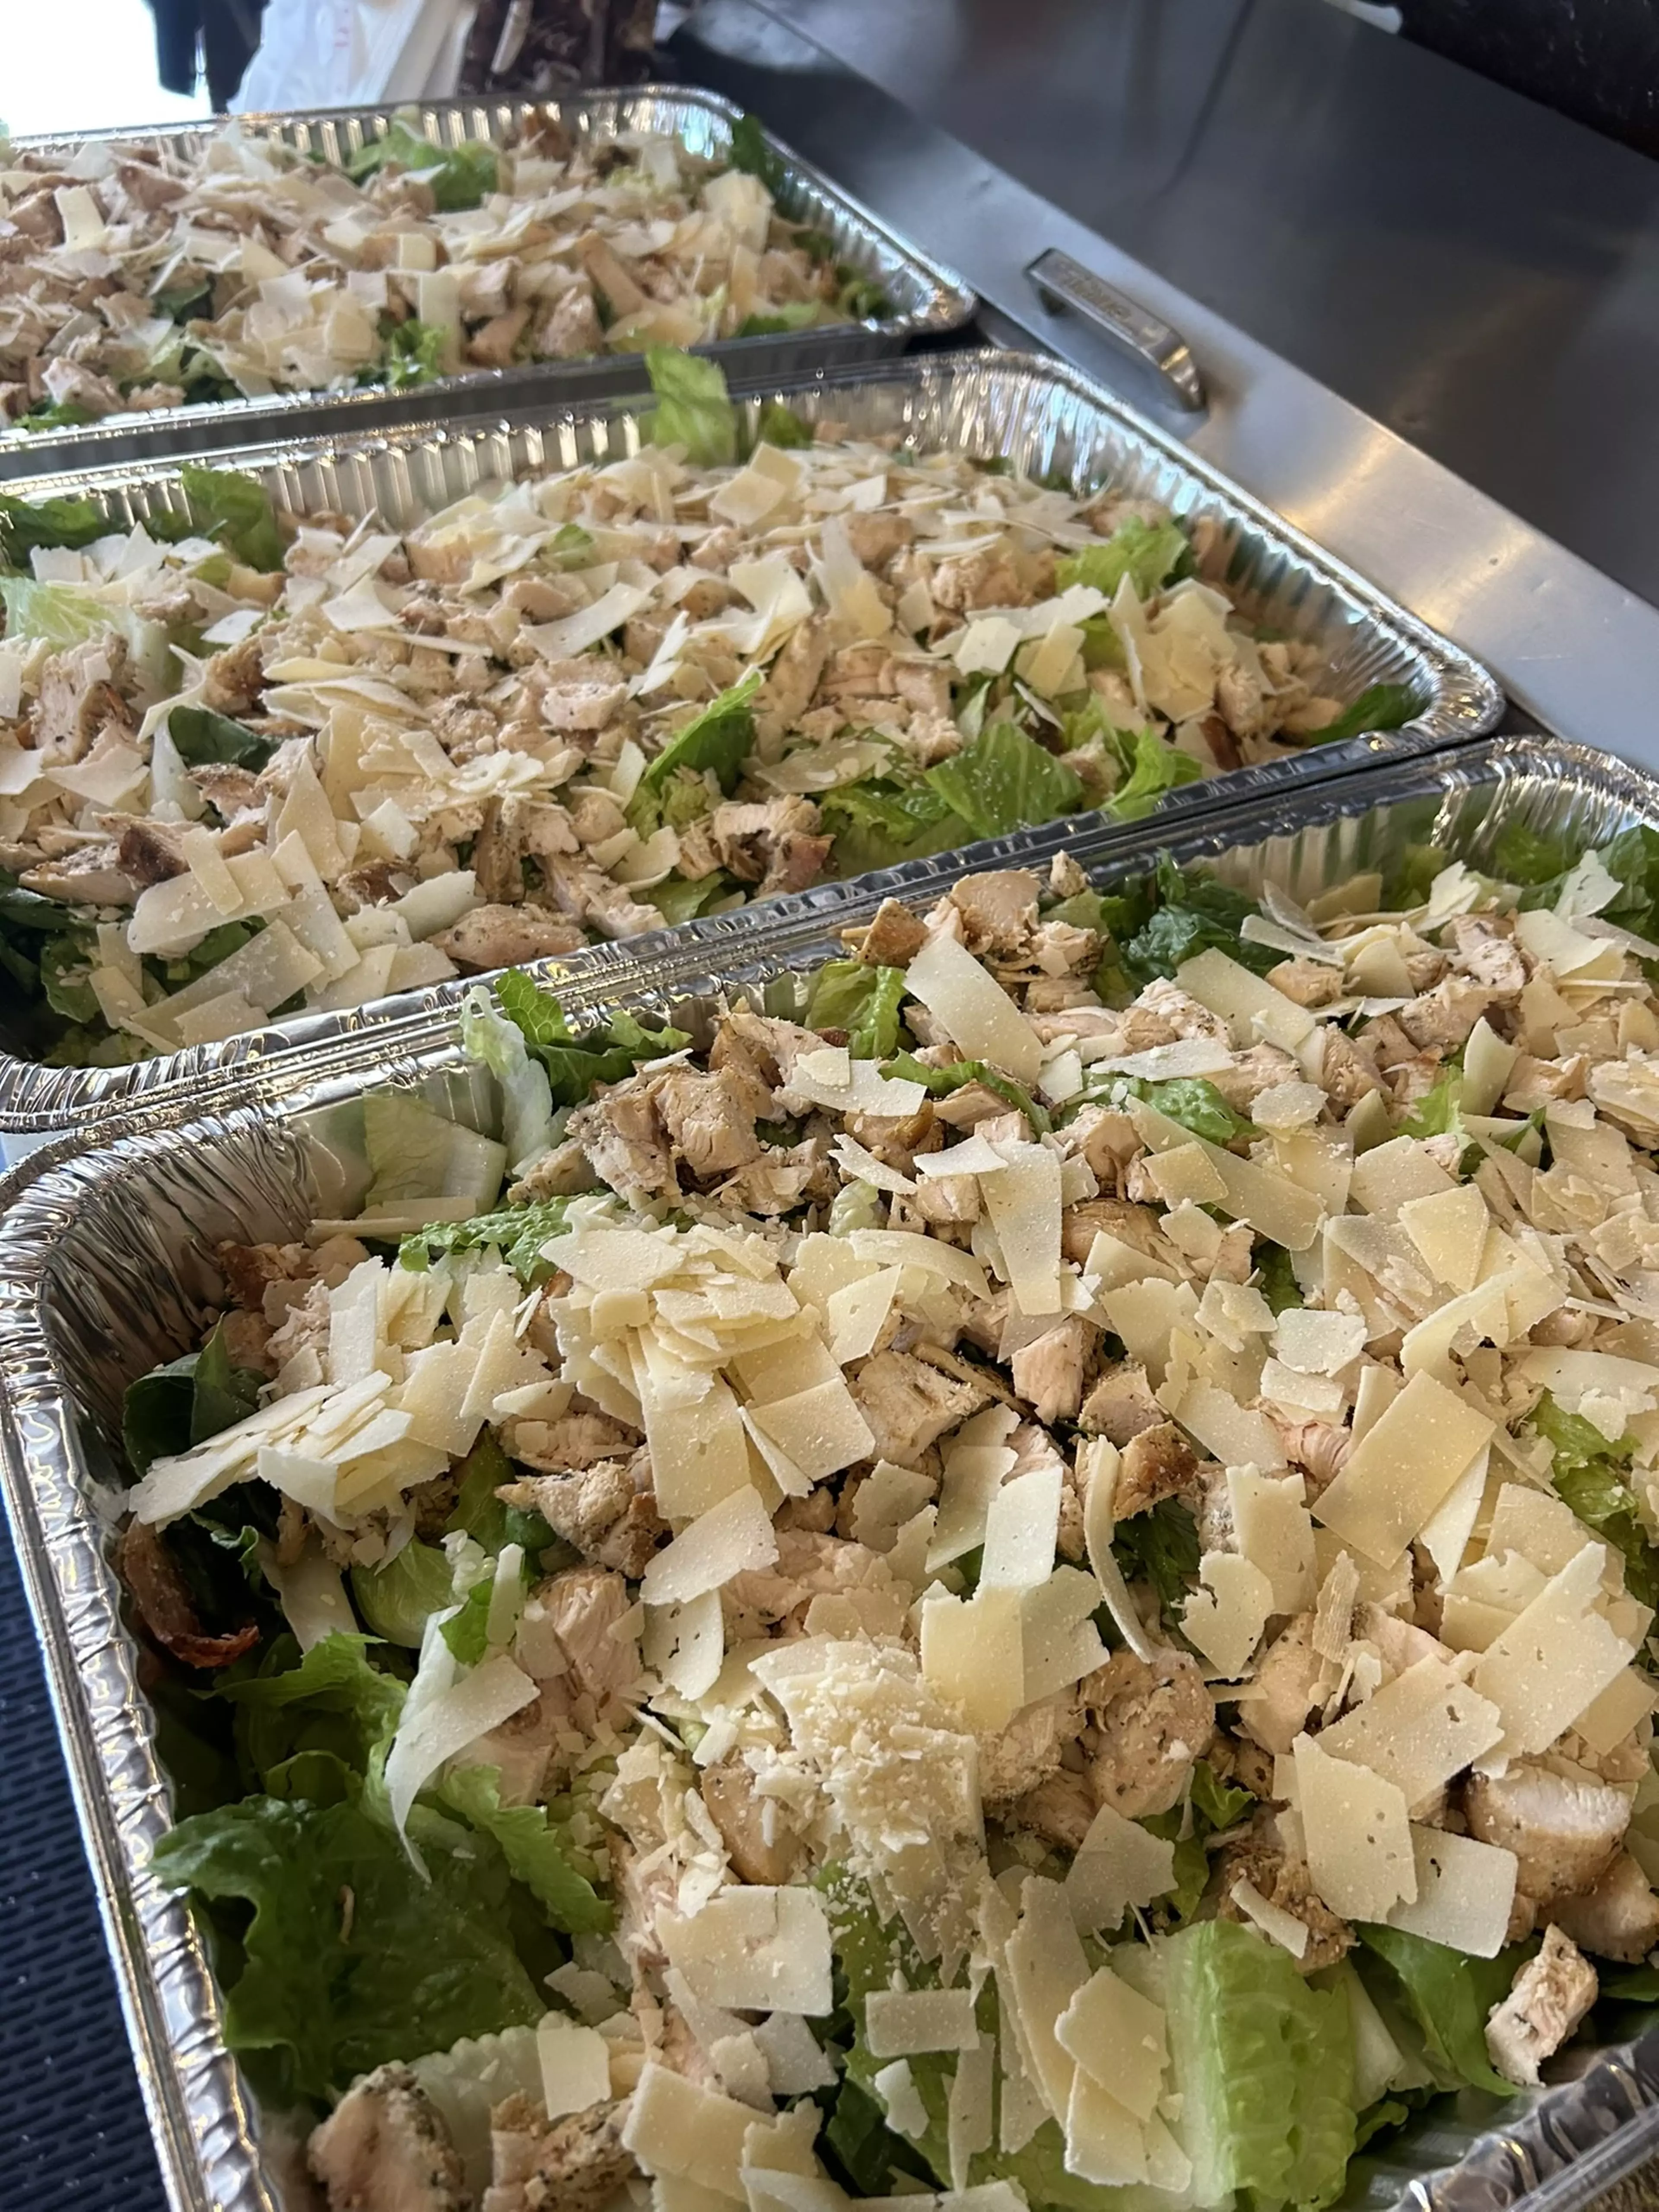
[117, 828, 1659, 2211]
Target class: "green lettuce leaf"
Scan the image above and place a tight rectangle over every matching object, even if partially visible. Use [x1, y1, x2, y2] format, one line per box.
[727, 111, 787, 194]
[756, 398, 814, 448]
[817, 773, 968, 876]
[346, 118, 498, 211]
[490, 970, 689, 1108]
[640, 346, 739, 466]
[1112, 1496, 1200, 1628]
[738, 305, 822, 337]
[0, 488, 108, 572]
[1492, 820, 1574, 890]
[442, 1430, 528, 1556]
[1355, 1925, 1529, 2097]
[642, 872, 736, 925]
[626, 671, 761, 833]
[1257, 1241, 1303, 1315]
[219, 1631, 406, 1797]
[1532, 1393, 1659, 1608]
[121, 1314, 263, 1475]
[1297, 681, 1425, 748]
[437, 1764, 611, 1934]
[1401, 1062, 1464, 1143]
[39, 931, 99, 1021]
[151, 1794, 542, 2107]
[881, 1049, 1050, 1135]
[398, 1194, 580, 1286]
[1056, 516, 1190, 599]
[1122, 856, 1281, 983]
[806, 960, 906, 1058]
[922, 720, 1084, 841]
[458, 984, 556, 1173]
[0, 577, 172, 691]
[1163, 1917, 1356, 2210]
[1103, 726, 1205, 821]
[381, 316, 451, 388]
[175, 465, 285, 571]
[166, 705, 276, 771]
[1080, 1071, 1253, 1146]
[351, 1541, 454, 1648]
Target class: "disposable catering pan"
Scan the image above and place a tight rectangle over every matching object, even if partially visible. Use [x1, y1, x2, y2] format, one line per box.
[0, 730, 1654, 2212]
[0, 347, 1500, 1133]
[0, 86, 976, 477]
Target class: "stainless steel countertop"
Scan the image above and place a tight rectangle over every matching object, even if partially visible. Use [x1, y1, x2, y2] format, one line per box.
[670, 0, 1659, 764]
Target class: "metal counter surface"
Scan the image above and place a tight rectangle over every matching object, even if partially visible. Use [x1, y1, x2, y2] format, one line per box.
[668, 0, 1659, 766]
[679, 0, 1659, 614]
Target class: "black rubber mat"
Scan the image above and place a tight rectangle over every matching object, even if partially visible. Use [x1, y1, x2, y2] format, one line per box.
[0, 1523, 166, 2212]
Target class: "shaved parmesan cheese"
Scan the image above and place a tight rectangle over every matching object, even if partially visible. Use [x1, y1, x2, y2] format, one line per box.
[825, 1268, 903, 1363]
[641, 1484, 778, 1606]
[753, 2013, 837, 2097]
[1182, 1552, 1272, 1678]
[787, 1049, 926, 1118]
[1055, 1965, 1167, 2121]
[1398, 1184, 1492, 1295]
[947, 2038, 995, 2192]
[1319, 1655, 1503, 1810]
[920, 1586, 1025, 1731]
[525, 581, 653, 659]
[829, 1132, 914, 1193]
[1065, 1802, 1176, 1933]
[1165, 1379, 1285, 1471]
[1094, 1037, 1235, 1081]
[929, 1406, 1019, 1567]
[1146, 1142, 1228, 1208]
[746, 1377, 874, 1485]
[1081, 1440, 1157, 1665]
[645, 1589, 725, 1700]
[1063, 2070, 1148, 2187]
[874, 2059, 929, 2139]
[1472, 1541, 1643, 1757]
[384, 1646, 537, 1853]
[1293, 1732, 1416, 1922]
[1021, 1567, 1108, 1701]
[1004, 1877, 1089, 2121]
[1576, 1667, 1659, 1755]
[644, 1374, 753, 1520]
[981, 1142, 1064, 1316]
[981, 1463, 1063, 1589]
[848, 1230, 991, 1298]
[1386, 1825, 1516, 1958]
[1131, 1101, 1323, 1249]
[904, 933, 1043, 1085]
[622, 2063, 755, 2200]
[1272, 1309, 1365, 1376]
[1100, 1278, 1198, 1386]
[1229, 1466, 1316, 1613]
[663, 1888, 833, 2016]
[1312, 1371, 1494, 1565]
[1230, 1878, 1310, 1959]
[1176, 946, 1318, 1052]
[537, 2015, 612, 2120]
[864, 1988, 980, 2058]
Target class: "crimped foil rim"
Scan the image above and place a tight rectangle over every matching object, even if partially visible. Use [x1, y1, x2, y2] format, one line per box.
[1, 731, 1658, 2211]
[0, 346, 1498, 1131]
[0, 83, 975, 476]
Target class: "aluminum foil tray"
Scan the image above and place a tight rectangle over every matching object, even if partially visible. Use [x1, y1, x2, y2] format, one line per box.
[0, 731, 1654, 2212]
[0, 86, 975, 477]
[0, 347, 1499, 1133]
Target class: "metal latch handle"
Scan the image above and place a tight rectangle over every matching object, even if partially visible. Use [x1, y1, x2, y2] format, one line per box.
[1025, 248, 1205, 412]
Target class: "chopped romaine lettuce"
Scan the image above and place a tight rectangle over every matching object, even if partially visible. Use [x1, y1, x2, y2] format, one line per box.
[151, 1793, 543, 2107]
[1057, 516, 1191, 600]
[458, 983, 556, 1173]
[1296, 680, 1425, 747]
[166, 704, 277, 771]
[122, 1315, 263, 1475]
[1162, 1918, 1357, 2211]
[881, 1049, 1051, 1134]
[1077, 1071, 1254, 1146]
[1355, 1926, 1531, 2097]
[351, 1541, 455, 1648]
[0, 577, 172, 693]
[490, 969, 689, 1107]
[159, 464, 285, 572]
[346, 118, 498, 211]
[640, 346, 740, 466]
[362, 1093, 507, 1214]
[1112, 1496, 1201, 1628]
[626, 671, 761, 834]
[817, 772, 969, 876]
[380, 316, 451, 388]
[1532, 1393, 1659, 1608]
[806, 960, 907, 1058]
[923, 720, 1084, 841]
[398, 1195, 580, 1286]
[0, 488, 108, 571]
[1121, 857, 1281, 983]
[221, 1630, 407, 1800]
[727, 111, 787, 194]
[1103, 725, 1205, 821]
[756, 398, 814, 448]
[436, 1765, 611, 1934]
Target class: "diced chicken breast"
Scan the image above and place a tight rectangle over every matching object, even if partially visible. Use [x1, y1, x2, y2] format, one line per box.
[1485, 1925, 1598, 2086]
[1080, 1648, 1214, 1818]
[1464, 1764, 1630, 1907]
[1550, 1852, 1659, 1965]
[849, 1348, 989, 1466]
[308, 2064, 467, 2212]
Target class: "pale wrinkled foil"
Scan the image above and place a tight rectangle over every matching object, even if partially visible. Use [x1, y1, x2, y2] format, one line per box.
[3, 734, 1642, 2212]
[0, 349, 1499, 1131]
[1, 86, 974, 480]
